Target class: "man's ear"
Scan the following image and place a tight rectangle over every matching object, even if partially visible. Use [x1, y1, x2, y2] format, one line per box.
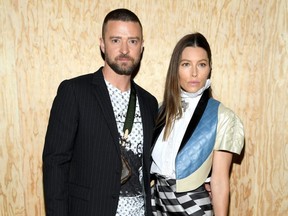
[100, 37, 105, 53]
[141, 41, 144, 52]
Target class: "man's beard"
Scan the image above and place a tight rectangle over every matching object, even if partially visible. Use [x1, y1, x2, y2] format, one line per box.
[105, 54, 140, 76]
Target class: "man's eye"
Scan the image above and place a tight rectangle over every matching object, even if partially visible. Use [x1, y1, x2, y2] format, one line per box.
[112, 39, 120, 43]
[129, 39, 138, 44]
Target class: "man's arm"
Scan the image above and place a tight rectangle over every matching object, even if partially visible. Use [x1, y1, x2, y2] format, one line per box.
[42, 80, 78, 216]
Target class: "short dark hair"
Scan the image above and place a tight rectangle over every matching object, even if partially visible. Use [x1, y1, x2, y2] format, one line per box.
[102, 8, 143, 38]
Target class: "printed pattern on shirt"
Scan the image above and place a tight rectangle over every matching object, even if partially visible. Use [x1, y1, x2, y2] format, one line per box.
[106, 81, 145, 216]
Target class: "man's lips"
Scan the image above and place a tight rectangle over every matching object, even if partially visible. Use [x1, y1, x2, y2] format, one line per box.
[116, 55, 132, 61]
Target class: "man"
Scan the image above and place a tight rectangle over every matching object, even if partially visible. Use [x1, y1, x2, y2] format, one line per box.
[43, 8, 158, 216]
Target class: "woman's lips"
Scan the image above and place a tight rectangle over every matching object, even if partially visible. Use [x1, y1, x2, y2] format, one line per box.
[188, 81, 199, 86]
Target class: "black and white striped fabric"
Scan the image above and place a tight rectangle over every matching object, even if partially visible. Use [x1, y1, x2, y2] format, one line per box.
[151, 175, 213, 216]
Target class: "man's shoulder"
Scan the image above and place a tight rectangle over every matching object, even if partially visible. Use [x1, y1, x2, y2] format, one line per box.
[68, 68, 102, 83]
[67, 73, 93, 83]
[59, 68, 103, 86]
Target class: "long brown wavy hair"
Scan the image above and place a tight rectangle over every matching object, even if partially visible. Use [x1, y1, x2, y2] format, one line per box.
[157, 32, 212, 140]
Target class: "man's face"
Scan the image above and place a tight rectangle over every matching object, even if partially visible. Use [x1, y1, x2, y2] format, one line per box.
[100, 21, 143, 76]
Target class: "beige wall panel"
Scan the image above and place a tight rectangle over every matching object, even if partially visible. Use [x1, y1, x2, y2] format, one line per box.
[0, 0, 287, 215]
[254, 0, 288, 215]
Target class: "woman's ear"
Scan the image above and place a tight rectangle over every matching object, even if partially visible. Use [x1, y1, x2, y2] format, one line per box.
[208, 68, 212, 78]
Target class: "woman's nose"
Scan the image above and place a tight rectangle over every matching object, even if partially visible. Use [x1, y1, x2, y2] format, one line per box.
[191, 67, 198, 77]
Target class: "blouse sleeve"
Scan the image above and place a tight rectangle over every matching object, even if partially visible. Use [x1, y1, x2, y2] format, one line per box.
[214, 103, 245, 154]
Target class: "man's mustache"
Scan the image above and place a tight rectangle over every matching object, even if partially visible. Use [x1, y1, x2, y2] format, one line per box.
[116, 54, 133, 61]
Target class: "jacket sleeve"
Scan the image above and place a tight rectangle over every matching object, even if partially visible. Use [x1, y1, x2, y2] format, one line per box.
[42, 80, 79, 216]
[214, 103, 244, 154]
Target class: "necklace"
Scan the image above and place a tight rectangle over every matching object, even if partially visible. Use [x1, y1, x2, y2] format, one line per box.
[181, 100, 189, 112]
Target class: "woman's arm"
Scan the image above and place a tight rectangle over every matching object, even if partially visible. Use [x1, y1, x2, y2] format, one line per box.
[210, 150, 233, 216]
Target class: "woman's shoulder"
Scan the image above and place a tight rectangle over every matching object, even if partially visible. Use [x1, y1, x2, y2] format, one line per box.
[218, 103, 240, 120]
[214, 103, 245, 154]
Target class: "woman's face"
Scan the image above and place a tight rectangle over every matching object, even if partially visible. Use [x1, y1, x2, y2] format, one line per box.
[178, 47, 211, 93]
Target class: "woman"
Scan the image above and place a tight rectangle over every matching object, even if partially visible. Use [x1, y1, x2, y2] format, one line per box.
[150, 33, 244, 215]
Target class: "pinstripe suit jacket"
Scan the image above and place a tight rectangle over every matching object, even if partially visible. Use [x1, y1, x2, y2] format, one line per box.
[42, 67, 158, 216]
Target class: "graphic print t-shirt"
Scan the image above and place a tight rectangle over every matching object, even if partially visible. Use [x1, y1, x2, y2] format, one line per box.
[106, 81, 144, 216]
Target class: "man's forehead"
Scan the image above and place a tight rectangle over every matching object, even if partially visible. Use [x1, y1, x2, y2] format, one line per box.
[104, 21, 143, 38]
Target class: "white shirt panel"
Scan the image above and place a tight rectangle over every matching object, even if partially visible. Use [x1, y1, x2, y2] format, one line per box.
[151, 95, 201, 179]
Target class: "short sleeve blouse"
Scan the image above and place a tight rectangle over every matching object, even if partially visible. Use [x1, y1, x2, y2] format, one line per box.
[214, 103, 244, 154]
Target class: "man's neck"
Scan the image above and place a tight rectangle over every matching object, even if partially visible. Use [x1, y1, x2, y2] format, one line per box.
[102, 67, 131, 92]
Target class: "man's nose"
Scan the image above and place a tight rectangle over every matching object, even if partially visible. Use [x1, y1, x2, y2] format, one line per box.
[120, 42, 129, 55]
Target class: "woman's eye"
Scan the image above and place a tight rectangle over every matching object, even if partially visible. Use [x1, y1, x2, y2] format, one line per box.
[199, 63, 207, 67]
[181, 62, 190, 67]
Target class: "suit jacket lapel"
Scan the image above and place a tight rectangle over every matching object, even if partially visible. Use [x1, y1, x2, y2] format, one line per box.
[135, 84, 150, 151]
[91, 68, 121, 155]
[135, 83, 155, 179]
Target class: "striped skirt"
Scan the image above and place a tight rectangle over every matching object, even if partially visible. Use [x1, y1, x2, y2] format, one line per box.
[151, 175, 213, 216]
